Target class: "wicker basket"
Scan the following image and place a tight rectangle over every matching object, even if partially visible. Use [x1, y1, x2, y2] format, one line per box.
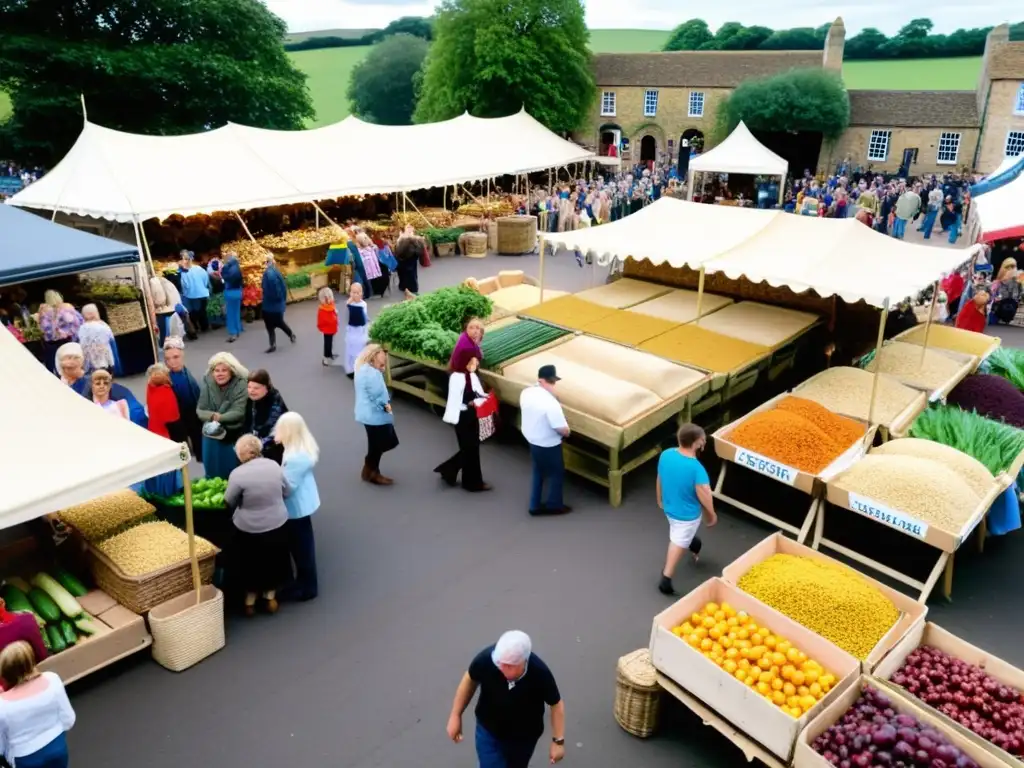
[614, 648, 662, 738]
[105, 301, 147, 335]
[85, 540, 218, 615]
[462, 231, 488, 258]
[496, 216, 537, 255]
[149, 585, 225, 672]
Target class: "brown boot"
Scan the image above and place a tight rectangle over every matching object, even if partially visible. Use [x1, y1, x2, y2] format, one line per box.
[370, 471, 394, 486]
[361, 463, 372, 482]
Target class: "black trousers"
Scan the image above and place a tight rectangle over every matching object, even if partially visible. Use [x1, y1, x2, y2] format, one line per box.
[263, 310, 294, 346]
[364, 424, 398, 471]
[323, 333, 334, 358]
[284, 516, 318, 600]
[396, 259, 419, 294]
[433, 409, 484, 490]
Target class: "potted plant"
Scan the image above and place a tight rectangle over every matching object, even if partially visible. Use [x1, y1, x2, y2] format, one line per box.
[423, 227, 464, 258]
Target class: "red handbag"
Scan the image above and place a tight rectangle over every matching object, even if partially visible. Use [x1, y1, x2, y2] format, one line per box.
[420, 244, 432, 268]
[475, 392, 499, 441]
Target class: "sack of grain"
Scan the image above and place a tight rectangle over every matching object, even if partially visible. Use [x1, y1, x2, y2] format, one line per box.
[553, 335, 707, 399]
[502, 353, 661, 425]
[631, 289, 733, 324]
[489, 285, 568, 312]
[835, 454, 981, 534]
[521, 295, 616, 328]
[795, 367, 921, 427]
[696, 302, 819, 348]
[639, 323, 769, 374]
[870, 438, 996, 498]
[575, 278, 671, 309]
[582, 310, 681, 347]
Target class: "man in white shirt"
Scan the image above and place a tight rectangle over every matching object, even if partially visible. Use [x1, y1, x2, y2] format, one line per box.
[519, 365, 571, 516]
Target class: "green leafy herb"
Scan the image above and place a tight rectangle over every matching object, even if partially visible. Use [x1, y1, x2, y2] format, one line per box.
[982, 347, 1024, 392]
[369, 286, 492, 363]
[908, 403, 1024, 476]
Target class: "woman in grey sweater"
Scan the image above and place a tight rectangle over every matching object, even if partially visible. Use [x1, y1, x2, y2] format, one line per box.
[224, 434, 291, 616]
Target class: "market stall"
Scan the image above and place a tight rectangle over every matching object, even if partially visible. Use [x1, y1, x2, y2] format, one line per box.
[685, 121, 788, 206]
[969, 167, 1024, 242]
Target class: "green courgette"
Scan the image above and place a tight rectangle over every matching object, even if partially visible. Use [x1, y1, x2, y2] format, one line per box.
[52, 568, 88, 598]
[1, 583, 34, 615]
[28, 588, 61, 623]
[31, 573, 83, 618]
[46, 624, 66, 653]
[41, 626, 52, 651]
[58, 620, 77, 647]
[74, 616, 101, 636]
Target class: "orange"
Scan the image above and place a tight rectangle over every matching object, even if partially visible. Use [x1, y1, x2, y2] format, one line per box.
[723, 660, 738, 674]
[809, 683, 822, 698]
[700, 638, 713, 651]
[772, 690, 786, 706]
[771, 678, 784, 691]
[772, 652, 787, 667]
[757, 681, 771, 695]
[757, 657, 772, 671]
[797, 685, 810, 697]
[734, 669, 746, 682]
[702, 616, 717, 629]
[763, 635, 777, 649]
[750, 633, 764, 646]
[725, 648, 739, 660]
[704, 602, 719, 616]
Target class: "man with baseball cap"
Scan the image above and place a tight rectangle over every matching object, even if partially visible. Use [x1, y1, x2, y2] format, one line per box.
[519, 364, 571, 516]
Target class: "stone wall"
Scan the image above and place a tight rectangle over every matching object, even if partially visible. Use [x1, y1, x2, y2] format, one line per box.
[822, 126, 981, 176]
[976, 80, 1024, 173]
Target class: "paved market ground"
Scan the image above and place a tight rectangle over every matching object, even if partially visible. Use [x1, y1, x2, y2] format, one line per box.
[68, 236, 1021, 768]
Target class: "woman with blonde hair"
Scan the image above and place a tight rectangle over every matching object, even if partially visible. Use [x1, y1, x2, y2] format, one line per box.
[77, 303, 116, 374]
[37, 290, 83, 373]
[91, 369, 129, 420]
[991, 257, 1022, 325]
[224, 434, 290, 616]
[0, 640, 76, 767]
[196, 352, 249, 479]
[353, 343, 398, 484]
[355, 232, 387, 298]
[274, 413, 321, 601]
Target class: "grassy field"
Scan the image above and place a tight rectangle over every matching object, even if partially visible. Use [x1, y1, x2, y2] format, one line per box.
[285, 28, 379, 43]
[289, 46, 372, 125]
[0, 91, 9, 122]
[588, 28, 670, 52]
[843, 56, 981, 90]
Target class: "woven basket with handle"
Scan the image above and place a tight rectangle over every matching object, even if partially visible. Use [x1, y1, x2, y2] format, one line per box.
[149, 585, 225, 671]
[613, 648, 662, 738]
[105, 301, 147, 335]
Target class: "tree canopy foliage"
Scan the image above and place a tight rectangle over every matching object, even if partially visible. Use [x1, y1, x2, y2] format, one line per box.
[715, 68, 850, 140]
[413, 0, 594, 133]
[347, 34, 429, 125]
[664, 17, 1024, 58]
[0, 0, 314, 165]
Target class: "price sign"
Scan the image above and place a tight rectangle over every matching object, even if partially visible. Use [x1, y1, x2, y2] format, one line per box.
[733, 449, 799, 486]
[847, 492, 929, 539]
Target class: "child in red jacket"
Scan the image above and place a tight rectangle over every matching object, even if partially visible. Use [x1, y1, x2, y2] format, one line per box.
[955, 289, 990, 334]
[317, 287, 339, 366]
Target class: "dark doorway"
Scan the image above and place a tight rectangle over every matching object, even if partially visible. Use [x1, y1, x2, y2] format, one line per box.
[598, 123, 621, 157]
[750, 131, 823, 181]
[681, 128, 704, 153]
[640, 135, 656, 163]
[899, 148, 917, 179]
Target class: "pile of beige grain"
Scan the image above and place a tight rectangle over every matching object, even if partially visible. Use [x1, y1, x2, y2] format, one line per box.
[794, 367, 921, 427]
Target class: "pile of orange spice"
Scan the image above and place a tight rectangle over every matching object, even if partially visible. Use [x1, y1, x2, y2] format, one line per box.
[727, 396, 866, 474]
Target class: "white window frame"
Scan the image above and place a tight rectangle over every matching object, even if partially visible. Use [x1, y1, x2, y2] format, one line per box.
[688, 91, 705, 118]
[1015, 83, 1024, 116]
[936, 131, 961, 165]
[867, 130, 891, 162]
[1007, 130, 1024, 158]
[600, 91, 616, 117]
[643, 89, 658, 118]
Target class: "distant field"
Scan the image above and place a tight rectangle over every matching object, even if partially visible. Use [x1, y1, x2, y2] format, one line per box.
[0, 92, 10, 122]
[842, 56, 981, 90]
[588, 28, 670, 52]
[288, 46, 372, 125]
[286, 28, 379, 42]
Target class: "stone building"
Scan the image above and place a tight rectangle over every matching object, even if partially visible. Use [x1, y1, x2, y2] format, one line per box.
[581, 19, 1024, 176]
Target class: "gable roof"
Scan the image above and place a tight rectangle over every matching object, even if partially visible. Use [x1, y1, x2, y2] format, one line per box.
[988, 42, 1024, 80]
[592, 51, 823, 89]
[847, 90, 980, 129]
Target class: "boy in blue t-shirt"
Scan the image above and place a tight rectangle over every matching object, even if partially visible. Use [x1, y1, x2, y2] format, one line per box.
[656, 423, 717, 595]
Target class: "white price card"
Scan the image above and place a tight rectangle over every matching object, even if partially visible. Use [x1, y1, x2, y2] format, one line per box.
[847, 492, 929, 539]
[733, 449, 799, 486]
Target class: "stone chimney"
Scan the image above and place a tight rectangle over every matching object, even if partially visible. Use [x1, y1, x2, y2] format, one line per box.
[823, 17, 845, 71]
[977, 23, 1010, 114]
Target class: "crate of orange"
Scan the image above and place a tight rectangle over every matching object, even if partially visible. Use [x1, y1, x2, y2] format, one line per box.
[650, 578, 860, 763]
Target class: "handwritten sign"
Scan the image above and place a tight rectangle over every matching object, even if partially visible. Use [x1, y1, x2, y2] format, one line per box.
[733, 449, 799, 486]
[847, 492, 929, 539]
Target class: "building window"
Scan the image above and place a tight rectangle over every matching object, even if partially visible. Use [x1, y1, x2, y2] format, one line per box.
[688, 92, 705, 118]
[867, 130, 891, 162]
[1007, 130, 1024, 157]
[600, 91, 616, 117]
[643, 89, 658, 117]
[1015, 83, 1024, 115]
[937, 132, 961, 165]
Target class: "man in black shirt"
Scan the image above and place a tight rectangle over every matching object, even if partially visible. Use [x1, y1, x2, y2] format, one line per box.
[446, 630, 565, 767]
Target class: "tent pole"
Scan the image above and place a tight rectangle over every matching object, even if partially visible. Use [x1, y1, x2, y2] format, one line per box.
[486, 178, 491, 210]
[181, 464, 202, 603]
[694, 266, 706, 327]
[538, 235, 546, 304]
[443, 185, 447, 211]
[920, 280, 940, 367]
[130, 217, 159, 363]
[779, 174, 786, 207]
[315, 207, 320, 229]
[402, 192, 434, 229]
[867, 298, 891, 431]
[547, 169, 552, 196]
[137, 218, 158, 277]
[233, 211, 259, 244]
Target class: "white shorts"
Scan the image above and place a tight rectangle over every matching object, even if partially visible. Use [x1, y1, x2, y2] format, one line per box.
[668, 517, 701, 549]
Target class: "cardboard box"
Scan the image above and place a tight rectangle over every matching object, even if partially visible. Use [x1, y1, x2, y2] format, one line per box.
[720, 533, 928, 673]
[38, 591, 151, 685]
[872, 621, 1024, 766]
[649, 578, 860, 762]
[794, 674, 1005, 768]
[712, 392, 871, 495]
[78, 589, 117, 616]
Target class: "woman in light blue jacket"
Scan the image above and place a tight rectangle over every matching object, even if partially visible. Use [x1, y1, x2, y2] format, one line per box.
[353, 343, 398, 485]
[274, 412, 321, 601]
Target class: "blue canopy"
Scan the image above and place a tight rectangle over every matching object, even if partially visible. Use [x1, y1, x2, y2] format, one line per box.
[971, 154, 1024, 198]
[0, 204, 138, 285]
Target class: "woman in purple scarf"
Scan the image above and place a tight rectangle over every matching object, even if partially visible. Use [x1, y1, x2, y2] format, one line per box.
[448, 316, 485, 370]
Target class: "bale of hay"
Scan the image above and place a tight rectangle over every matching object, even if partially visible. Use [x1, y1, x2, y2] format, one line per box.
[695, 302, 819, 348]
[631, 289, 733, 324]
[871, 438, 996, 498]
[638, 324, 769, 373]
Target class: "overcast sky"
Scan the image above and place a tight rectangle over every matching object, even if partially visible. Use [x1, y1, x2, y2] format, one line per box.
[265, 0, 1018, 35]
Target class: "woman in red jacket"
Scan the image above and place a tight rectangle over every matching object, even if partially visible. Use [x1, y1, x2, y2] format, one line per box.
[144, 363, 185, 496]
[955, 289, 990, 334]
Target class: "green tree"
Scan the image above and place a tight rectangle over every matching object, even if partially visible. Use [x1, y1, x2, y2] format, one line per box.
[382, 16, 434, 41]
[0, 0, 314, 165]
[700, 21, 744, 50]
[414, 0, 593, 134]
[759, 28, 822, 50]
[348, 34, 429, 125]
[843, 27, 888, 59]
[664, 19, 713, 51]
[716, 68, 849, 140]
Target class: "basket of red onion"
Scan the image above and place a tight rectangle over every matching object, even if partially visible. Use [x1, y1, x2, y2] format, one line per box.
[872, 622, 1024, 764]
[796, 677, 1002, 768]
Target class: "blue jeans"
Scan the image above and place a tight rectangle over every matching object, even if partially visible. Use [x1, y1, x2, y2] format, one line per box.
[224, 287, 243, 337]
[529, 444, 564, 511]
[919, 208, 938, 238]
[891, 217, 907, 239]
[16, 732, 69, 768]
[475, 722, 539, 768]
[948, 215, 961, 244]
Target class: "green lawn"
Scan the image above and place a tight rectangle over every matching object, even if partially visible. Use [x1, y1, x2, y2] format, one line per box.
[288, 46, 373, 125]
[588, 28, 670, 52]
[0, 91, 10, 122]
[842, 56, 981, 90]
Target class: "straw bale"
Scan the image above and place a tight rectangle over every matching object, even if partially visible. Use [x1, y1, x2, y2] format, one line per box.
[631, 289, 733, 324]
[638, 324, 769, 373]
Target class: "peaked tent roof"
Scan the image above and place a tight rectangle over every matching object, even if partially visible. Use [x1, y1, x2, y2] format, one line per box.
[4, 110, 595, 222]
[0, 204, 138, 286]
[688, 121, 788, 177]
[0, 327, 185, 529]
[972, 171, 1024, 242]
[972, 154, 1024, 197]
[544, 198, 979, 308]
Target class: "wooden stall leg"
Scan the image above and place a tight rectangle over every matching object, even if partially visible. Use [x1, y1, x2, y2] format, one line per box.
[608, 448, 623, 508]
[714, 462, 727, 494]
[811, 503, 826, 549]
[917, 552, 951, 604]
[797, 498, 819, 545]
[976, 517, 987, 554]
[941, 554, 955, 602]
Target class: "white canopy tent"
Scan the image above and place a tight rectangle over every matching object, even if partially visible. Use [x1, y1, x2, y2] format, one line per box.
[4, 110, 595, 222]
[0, 328, 185, 529]
[543, 197, 979, 309]
[687, 122, 788, 204]
[972, 171, 1024, 242]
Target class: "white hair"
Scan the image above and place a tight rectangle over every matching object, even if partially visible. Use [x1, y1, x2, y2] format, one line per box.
[81, 303, 100, 321]
[492, 630, 532, 665]
[274, 412, 320, 463]
[55, 342, 84, 365]
[207, 351, 248, 379]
